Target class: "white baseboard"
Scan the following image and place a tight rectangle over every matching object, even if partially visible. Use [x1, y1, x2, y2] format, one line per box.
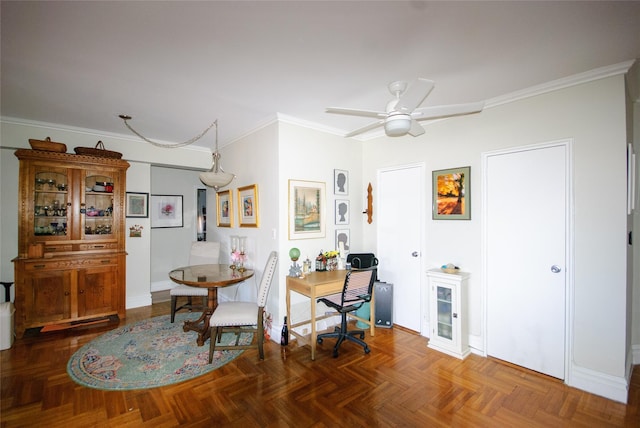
[126, 294, 152, 309]
[632, 344, 640, 365]
[569, 364, 629, 403]
[469, 334, 484, 354]
[151, 280, 173, 293]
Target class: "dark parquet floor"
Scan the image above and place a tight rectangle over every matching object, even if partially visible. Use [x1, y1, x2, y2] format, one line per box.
[1, 301, 639, 427]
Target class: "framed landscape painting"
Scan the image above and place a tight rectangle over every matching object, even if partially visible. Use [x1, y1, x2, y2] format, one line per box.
[288, 179, 326, 240]
[432, 166, 470, 220]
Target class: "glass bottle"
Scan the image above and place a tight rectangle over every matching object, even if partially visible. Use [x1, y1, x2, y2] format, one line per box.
[280, 316, 289, 346]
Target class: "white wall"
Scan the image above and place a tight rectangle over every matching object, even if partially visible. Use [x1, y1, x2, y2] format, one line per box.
[362, 74, 631, 401]
[206, 118, 365, 329]
[277, 120, 365, 325]
[149, 166, 204, 291]
[204, 121, 280, 308]
[125, 162, 152, 308]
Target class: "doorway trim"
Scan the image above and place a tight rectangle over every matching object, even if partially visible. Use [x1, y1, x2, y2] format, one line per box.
[481, 139, 574, 384]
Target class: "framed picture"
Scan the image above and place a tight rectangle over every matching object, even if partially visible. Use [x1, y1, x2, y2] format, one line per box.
[151, 195, 183, 228]
[216, 190, 233, 227]
[335, 199, 350, 225]
[335, 229, 350, 252]
[237, 184, 259, 227]
[334, 169, 348, 195]
[126, 192, 148, 218]
[288, 179, 326, 240]
[432, 166, 470, 220]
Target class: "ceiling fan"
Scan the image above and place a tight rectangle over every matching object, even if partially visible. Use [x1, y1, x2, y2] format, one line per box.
[326, 78, 485, 138]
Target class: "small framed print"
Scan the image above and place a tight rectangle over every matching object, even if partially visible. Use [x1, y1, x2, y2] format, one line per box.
[151, 195, 183, 228]
[126, 192, 149, 218]
[334, 169, 348, 195]
[432, 166, 471, 220]
[238, 184, 259, 227]
[335, 199, 350, 225]
[335, 229, 350, 252]
[216, 190, 233, 227]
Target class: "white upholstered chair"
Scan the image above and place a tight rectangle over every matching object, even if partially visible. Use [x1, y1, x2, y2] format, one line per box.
[208, 251, 278, 362]
[170, 241, 220, 323]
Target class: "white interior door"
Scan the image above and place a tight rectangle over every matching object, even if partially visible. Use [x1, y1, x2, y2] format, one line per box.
[485, 142, 568, 379]
[377, 165, 423, 332]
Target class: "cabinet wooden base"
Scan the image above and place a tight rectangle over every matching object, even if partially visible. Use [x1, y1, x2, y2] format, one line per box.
[23, 314, 121, 337]
[428, 341, 471, 360]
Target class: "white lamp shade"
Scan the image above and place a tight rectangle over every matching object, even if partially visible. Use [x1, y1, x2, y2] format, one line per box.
[199, 170, 234, 189]
[384, 114, 412, 136]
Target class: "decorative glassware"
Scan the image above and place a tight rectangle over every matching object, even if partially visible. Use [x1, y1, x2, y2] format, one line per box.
[230, 235, 239, 269]
[238, 236, 247, 272]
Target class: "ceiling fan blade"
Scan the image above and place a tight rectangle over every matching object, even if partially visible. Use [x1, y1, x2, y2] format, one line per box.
[326, 107, 386, 119]
[412, 101, 485, 121]
[394, 78, 435, 113]
[408, 119, 425, 137]
[344, 120, 385, 138]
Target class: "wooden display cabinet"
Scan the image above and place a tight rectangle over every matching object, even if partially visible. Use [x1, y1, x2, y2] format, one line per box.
[13, 149, 129, 336]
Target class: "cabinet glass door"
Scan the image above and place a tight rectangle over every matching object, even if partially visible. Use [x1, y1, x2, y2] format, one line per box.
[34, 169, 70, 237]
[83, 172, 115, 237]
[436, 285, 453, 340]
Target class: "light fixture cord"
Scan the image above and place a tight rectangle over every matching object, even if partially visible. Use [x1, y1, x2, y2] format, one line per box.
[121, 116, 217, 149]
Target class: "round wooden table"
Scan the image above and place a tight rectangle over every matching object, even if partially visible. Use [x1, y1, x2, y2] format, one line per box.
[169, 264, 254, 346]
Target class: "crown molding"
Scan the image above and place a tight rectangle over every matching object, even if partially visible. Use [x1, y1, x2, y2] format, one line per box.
[485, 59, 635, 109]
[275, 60, 636, 141]
[0, 116, 209, 153]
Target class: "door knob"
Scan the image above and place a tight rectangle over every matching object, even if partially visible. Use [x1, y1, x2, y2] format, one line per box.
[551, 265, 561, 273]
[411, 251, 419, 257]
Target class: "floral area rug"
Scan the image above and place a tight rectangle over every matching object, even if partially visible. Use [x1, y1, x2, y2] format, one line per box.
[67, 312, 252, 390]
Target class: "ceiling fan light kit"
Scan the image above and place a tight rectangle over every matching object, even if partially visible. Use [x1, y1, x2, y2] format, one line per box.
[326, 77, 485, 138]
[384, 114, 412, 136]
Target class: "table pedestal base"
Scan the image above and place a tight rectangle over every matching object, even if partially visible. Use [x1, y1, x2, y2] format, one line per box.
[182, 287, 218, 346]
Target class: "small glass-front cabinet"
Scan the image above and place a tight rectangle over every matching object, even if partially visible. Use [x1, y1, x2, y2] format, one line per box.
[427, 268, 470, 359]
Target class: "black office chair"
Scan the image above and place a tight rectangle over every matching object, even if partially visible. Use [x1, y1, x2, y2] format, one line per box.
[316, 267, 377, 357]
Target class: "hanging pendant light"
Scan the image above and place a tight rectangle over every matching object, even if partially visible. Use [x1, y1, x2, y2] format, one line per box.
[199, 120, 235, 190]
[119, 114, 235, 191]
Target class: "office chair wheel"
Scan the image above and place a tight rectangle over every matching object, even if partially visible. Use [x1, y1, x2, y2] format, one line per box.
[359, 332, 365, 339]
[333, 349, 339, 358]
[364, 346, 370, 354]
[317, 337, 323, 344]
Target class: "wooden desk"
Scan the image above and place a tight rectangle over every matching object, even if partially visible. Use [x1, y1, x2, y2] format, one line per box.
[169, 264, 254, 346]
[286, 270, 375, 360]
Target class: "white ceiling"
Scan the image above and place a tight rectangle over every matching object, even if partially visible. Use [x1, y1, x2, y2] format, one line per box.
[2, 1, 640, 148]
